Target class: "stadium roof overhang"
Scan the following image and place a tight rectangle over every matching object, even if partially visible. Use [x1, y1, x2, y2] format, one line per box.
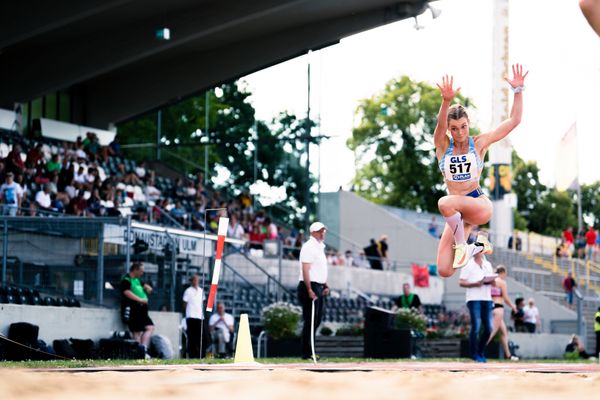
[0, 0, 432, 127]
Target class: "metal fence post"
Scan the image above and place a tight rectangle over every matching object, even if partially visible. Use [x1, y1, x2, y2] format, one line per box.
[277, 239, 283, 301]
[97, 225, 105, 306]
[2, 219, 7, 284]
[125, 215, 132, 272]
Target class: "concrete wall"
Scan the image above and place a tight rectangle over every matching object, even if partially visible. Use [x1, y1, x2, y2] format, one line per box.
[0, 304, 180, 355]
[224, 254, 444, 303]
[511, 333, 572, 359]
[320, 191, 439, 265]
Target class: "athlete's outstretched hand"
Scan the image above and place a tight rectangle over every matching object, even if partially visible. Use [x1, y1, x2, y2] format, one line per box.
[504, 63, 529, 89]
[436, 75, 460, 102]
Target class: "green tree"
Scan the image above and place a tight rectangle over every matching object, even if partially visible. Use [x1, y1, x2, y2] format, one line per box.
[511, 150, 548, 220]
[348, 75, 475, 212]
[117, 82, 316, 226]
[579, 182, 600, 228]
[528, 190, 577, 236]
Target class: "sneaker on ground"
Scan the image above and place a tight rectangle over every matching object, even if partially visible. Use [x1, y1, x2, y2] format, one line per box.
[452, 243, 475, 269]
[509, 355, 519, 361]
[476, 233, 493, 255]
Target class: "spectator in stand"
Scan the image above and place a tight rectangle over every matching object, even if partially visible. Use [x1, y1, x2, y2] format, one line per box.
[14, 173, 28, 206]
[556, 240, 570, 258]
[227, 214, 245, 249]
[393, 282, 422, 312]
[26, 143, 45, 170]
[0, 160, 6, 184]
[6, 143, 25, 175]
[248, 223, 266, 250]
[292, 232, 304, 259]
[108, 136, 122, 157]
[208, 302, 235, 358]
[144, 178, 161, 203]
[585, 226, 597, 260]
[523, 297, 541, 333]
[507, 230, 522, 251]
[67, 190, 88, 216]
[135, 161, 147, 181]
[562, 272, 577, 306]
[184, 180, 197, 200]
[574, 228, 586, 259]
[562, 227, 575, 256]
[85, 133, 101, 160]
[0, 172, 22, 216]
[170, 200, 187, 224]
[264, 217, 278, 240]
[353, 251, 370, 268]
[344, 250, 354, 267]
[35, 184, 54, 213]
[75, 143, 87, 161]
[428, 216, 438, 238]
[46, 154, 62, 175]
[512, 297, 527, 332]
[239, 190, 253, 215]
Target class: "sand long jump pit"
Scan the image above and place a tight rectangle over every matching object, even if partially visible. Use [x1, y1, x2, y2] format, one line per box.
[1, 361, 600, 400]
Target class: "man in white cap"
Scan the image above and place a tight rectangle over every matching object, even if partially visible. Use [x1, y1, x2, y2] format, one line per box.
[297, 221, 329, 359]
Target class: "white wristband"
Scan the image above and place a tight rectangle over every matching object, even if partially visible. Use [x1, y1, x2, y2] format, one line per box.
[510, 85, 525, 94]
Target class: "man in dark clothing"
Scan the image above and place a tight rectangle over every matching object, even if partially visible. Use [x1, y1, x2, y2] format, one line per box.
[394, 283, 422, 311]
[121, 262, 154, 353]
[364, 239, 382, 270]
[512, 297, 527, 332]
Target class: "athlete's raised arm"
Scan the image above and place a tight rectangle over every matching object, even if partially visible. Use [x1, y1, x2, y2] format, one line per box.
[478, 64, 528, 150]
[434, 75, 460, 154]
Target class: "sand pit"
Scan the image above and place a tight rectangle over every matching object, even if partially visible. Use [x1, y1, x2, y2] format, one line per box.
[1, 363, 600, 400]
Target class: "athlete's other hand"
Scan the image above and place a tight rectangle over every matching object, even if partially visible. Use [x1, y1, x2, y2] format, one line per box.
[504, 63, 529, 88]
[436, 75, 460, 102]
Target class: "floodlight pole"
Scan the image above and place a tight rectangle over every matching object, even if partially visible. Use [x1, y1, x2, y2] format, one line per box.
[205, 91, 210, 186]
[304, 51, 312, 235]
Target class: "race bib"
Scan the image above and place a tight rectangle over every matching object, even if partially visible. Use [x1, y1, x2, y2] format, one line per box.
[444, 153, 477, 182]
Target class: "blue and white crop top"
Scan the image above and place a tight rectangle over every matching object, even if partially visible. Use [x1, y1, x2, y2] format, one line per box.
[438, 137, 484, 183]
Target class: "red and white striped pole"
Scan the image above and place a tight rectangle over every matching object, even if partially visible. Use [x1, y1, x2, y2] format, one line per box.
[206, 217, 229, 312]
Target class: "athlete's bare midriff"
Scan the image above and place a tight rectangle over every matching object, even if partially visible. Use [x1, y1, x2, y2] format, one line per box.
[445, 179, 482, 196]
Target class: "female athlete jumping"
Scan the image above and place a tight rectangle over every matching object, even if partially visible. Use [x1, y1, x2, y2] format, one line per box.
[434, 64, 528, 277]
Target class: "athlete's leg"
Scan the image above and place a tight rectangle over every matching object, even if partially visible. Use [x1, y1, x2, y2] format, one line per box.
[438, 195, 493, 227]
[437, 222, 474, 277]
[499, 319, 512, 358]
[486, 308, 503, 345]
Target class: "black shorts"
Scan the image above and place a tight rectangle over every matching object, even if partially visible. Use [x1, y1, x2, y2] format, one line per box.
[493, 303, 504, 309]
[128, 304, 154, 333]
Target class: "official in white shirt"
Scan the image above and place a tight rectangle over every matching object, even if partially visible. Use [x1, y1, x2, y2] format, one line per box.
[182, 274, 208, 358]
[459, 253, 495, 362]
[297, 221, 329, 360]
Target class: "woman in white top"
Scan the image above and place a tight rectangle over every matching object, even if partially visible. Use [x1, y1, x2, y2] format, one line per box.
[434, 65, 528, 277]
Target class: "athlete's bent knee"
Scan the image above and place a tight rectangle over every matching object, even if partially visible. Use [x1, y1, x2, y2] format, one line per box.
[438, 197, 454, 216]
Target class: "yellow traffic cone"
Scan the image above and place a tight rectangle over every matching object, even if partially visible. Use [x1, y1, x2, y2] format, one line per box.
[234, 313, 256, 364]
